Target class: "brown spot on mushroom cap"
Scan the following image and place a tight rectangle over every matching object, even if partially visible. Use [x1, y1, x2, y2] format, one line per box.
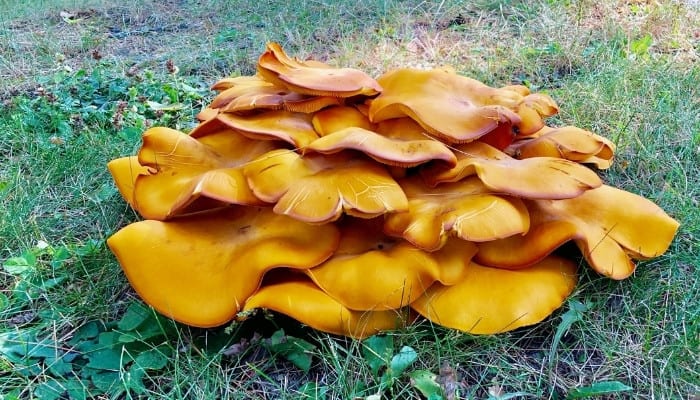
[422, 141, 602, 200]
[411, 256, 578, 334]
[244, 149, 408, 223]
[384, 176, 530, 251]
[107, 207, 340, 328]
[306, 218, 478, 310]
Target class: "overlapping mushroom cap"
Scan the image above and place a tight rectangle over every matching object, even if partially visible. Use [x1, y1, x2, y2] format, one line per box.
[106, 42, 679, 338]
[107, 207, 340, 327]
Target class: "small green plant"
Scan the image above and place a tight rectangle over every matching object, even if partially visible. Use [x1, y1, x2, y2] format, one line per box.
[361, 335, 445, 399]
[0, 301, 177, 399]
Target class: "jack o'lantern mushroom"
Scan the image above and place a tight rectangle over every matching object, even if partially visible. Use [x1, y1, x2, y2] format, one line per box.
[384, 176, 530, 251]
[476, 185, 679, 279]
[244, 149, 408, 223]
[107, 156, 151, 209]
[105, 42, 679, 338]
[312, 105, 375, 135]
[208, 75, 342, 114]
[131, 127, 276, 220]
[411, 256, 578, 334]
[306, 218, 478, 311]
[421, 141, 602, 200]
[257, 42, 382, 98]
[368, 67, 523, 144]
[243, 276, 410, 339]
[107, 207, 340, 327]
[506, 125, 615, 169]
[306, 126, 457, 168]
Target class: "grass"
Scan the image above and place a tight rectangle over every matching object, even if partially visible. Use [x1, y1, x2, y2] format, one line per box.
[0, 0, 698, 398]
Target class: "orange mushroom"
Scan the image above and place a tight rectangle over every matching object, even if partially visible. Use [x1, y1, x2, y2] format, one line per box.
[384, 176, 530, 251]
[368, 67, 523, 144]
[311, 105, 374, 136]
[513, 93, 560, 135]
[306, 218, 478, 310]
[507, 125, 615, 169]
[411, 256, 578, 334]
[306, 126, 457, 168]
[107, 207, 340, 328]
[209, 75, 342, 114]
[244, 149, 408, 223]
[107, 156, 151, 209]
[257, 42, 382, 97]
[421, 141, 602, 200]
[132, 127, 276, 220]
[217, 110, 320, 149]
[243, 276, 410, 339]
[528, 185, 680, 279]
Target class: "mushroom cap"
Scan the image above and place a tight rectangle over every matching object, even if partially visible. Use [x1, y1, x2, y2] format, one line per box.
[257, 42, 382, 97]
[422, 141, 602, 200]
[107, 156, 151, 208]
[384, 176, 530, 251]
[531, 185, 680, 279]
[106, 207, 341, 328]
[312, 105, 374, 136]
[475, 220, 579, 269]
[243, 276, 410, 339]
[133, 127, 275, 220]
[306, 126, 457, 168]
[507, 125, 615, 169]
[368, 67, 523, 143]
[210, 76, 343, 114]
[196, 107, 218, 122]
[244, 149, 408, 223]
[307, 218, 478, 310]
[411, 256, 578, 334]
[217, 110, 320, 149]
[513, 93, 559, 135]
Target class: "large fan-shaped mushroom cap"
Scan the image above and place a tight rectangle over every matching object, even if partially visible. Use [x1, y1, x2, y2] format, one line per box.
[107, 207, 340, 328]
[257, 42, 382, 97]
[243, 276, 410, 339]
[384, 177, 529, 251]
[507, 125, 615, 169]
[530, 185, 680, 279]
[307, 218, 478, 310]
[244, 149, 408, 223]
[422, 141, 602, 200]
[411, 256, 578, 334]
[133, 127, 276, 220]
[368, 67, 523, 143]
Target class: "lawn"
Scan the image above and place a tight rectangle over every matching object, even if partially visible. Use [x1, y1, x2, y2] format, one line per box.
[0, 0, 698, 399]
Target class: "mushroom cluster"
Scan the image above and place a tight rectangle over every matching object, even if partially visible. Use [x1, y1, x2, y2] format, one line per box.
[107, 43, 679, 339]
